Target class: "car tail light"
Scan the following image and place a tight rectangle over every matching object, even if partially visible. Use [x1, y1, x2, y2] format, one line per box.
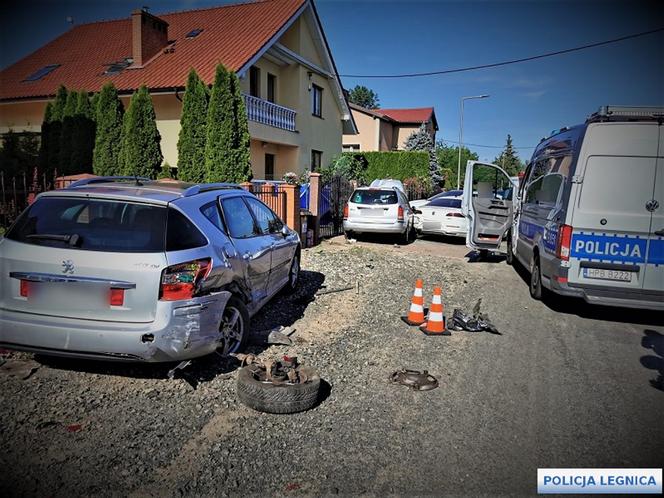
[446, 212, 465, 218]
[556, 224, 573, 261]
[160, 258, 212, 301]
[398, 206, 404, 221]
[20, 280, 29, 297]
[343, 203, 349, 220]
[109, 288, 125, 306]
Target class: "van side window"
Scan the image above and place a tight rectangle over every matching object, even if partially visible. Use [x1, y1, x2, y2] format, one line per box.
[524, 155, 571, 206]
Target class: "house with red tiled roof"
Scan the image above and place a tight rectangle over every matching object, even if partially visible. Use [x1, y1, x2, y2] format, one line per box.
[342, 102, 438, 152]
[0, 0, 357, 179]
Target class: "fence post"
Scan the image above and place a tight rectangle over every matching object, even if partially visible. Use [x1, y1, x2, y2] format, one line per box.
[239, 181, 253, 192]
[280, 183, 300, 235]
[309, 173, 322, 245]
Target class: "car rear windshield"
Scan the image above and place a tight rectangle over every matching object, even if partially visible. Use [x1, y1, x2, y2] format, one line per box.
[6, 197, 169, 252]
[351, 189, 398, 205]
[427, 198, 462, 208]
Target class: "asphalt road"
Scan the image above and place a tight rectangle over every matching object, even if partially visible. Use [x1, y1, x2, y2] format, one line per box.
[1, 236, 662, 496]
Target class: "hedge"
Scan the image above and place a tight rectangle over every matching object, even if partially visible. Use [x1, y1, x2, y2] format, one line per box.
[341, 151, 429, 182]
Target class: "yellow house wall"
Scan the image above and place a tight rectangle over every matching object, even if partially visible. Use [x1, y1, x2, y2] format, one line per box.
[0, 101, 47, 134]
[343, 108, 379, 151]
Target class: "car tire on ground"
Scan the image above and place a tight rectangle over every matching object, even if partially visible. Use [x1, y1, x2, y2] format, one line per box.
[506, 231, 514, 266]
[344, 230, 354, 240]
[530, 254, 543, 300]
[218, 296, 250, 355]
[283, 253, 300, 294]
[237, 365, 321, 414]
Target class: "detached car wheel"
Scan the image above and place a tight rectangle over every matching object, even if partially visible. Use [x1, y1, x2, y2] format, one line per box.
[237, 365, 321, 414]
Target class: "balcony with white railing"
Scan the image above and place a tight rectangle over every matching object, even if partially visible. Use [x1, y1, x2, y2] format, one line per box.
[243, 94, 296, 132]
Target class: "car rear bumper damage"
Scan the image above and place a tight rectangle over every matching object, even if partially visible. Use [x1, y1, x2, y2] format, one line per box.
[343, 220, 406, 234]
[0, 291, 231, 362]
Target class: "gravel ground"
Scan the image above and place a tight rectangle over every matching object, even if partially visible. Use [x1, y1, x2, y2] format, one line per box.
[1, 237, 663, 496]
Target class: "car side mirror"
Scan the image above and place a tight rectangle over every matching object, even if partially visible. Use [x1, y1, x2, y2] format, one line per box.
[281, 225, 289, 237]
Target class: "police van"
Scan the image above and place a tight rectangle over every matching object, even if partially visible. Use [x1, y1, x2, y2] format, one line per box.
[462, 106, 663, 310]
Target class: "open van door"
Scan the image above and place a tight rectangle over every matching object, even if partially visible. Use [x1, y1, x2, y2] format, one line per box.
[462, 161, 514, 251]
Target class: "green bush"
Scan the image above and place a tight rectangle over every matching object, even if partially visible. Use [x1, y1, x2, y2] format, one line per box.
[345, 151, 429, 183]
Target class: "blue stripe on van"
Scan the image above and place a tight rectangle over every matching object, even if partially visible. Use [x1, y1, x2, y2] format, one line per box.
[648, 238, 664, 266]
[571, 233, 647, 264]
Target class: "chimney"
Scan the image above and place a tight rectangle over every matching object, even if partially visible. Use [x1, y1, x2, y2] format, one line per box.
[131, 8, 168, 67]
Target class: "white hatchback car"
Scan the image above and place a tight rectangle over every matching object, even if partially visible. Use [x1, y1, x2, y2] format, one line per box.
[414, 196, 467, 238]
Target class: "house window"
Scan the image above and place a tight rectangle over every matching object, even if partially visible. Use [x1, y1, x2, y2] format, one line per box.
[342, 144, 360, 152]
[311, 150, 322, 172]
[250, 66, 260, 98]
[312, 84, 322, 117]
[267, 73, 276, 103]
[265, 153, 275, 181]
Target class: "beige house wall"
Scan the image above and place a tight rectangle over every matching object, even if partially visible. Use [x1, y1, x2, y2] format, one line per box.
[0, 101, 47, 134]
[342, 108, 379, 151]
[0, 13, 345, 180]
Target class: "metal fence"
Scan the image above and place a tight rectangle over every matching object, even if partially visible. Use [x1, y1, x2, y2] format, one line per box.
[0, 169, 58, 230]
[318, 175, 354, 239]
[251, 183, 287, 222]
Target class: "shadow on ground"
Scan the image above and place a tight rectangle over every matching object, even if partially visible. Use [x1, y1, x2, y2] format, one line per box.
[34, 270, 326, 387]
[512, 261, 664, 325]
[419, 234, 466, 245]
[641, 329, 664, 391]
[465, 249, 506, 263]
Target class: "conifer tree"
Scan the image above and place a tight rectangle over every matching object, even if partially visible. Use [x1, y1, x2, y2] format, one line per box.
[39, 102, 53, 174]
[59, 90, 79, 174]
[93, 83, 124, 176]
[47, 85, 68, 173]
[404, 123, 441, 186]
[204, 64, 252, 183]
[72, 92, 96, 173]
[493, 134, 523, 176]
[177, 69, 208, 183]
[119, 85, 163, 179]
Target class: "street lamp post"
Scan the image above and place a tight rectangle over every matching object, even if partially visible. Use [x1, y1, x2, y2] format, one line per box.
[457, 94, 489, 190]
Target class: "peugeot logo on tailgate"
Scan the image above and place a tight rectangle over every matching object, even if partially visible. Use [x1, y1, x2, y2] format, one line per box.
[62, 260, 75, 274]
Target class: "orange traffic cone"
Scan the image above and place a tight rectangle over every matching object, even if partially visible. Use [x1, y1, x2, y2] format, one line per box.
[420, 287, 450, 336]
[401, 279, 426, 326]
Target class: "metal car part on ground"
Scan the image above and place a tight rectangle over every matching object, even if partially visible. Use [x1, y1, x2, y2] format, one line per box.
[390, 369, 439, 391]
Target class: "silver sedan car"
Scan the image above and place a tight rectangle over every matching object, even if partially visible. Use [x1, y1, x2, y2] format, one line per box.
[0, 177, 301, 362]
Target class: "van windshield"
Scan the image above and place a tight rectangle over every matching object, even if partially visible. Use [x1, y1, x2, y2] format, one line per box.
[351, 189, 398, 205]
[6, 197, 168, 252]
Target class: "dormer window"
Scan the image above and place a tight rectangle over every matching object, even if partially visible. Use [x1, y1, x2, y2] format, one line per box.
[23, 64, 60, 82]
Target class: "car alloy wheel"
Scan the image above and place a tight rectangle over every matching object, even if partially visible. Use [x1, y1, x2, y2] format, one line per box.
[530, 255, 542, 300]
[219, 298, 247, 355]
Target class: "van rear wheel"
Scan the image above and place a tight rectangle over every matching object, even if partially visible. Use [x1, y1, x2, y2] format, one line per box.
[530, 255, 543, 300]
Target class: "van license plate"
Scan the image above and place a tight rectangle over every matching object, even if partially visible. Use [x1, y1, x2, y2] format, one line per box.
[583, 268, 632, 282]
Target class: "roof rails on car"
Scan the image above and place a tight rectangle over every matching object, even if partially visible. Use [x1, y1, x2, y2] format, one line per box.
[66, 176, 152, 189]
[587, 105, 664, 123]
[182, 183, 242, 197]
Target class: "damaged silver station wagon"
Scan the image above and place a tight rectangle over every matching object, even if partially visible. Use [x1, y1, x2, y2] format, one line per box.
[0, 177, 301, 362]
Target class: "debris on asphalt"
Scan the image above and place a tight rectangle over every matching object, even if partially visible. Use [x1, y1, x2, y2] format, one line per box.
[0, 359, 41, 380]
[66, 424, 83, 433]
[390, 369, 439, 391]
[267, 330, 294, 346]
[316, 284, 355, 296]
[449, 299, 501, 334]
[167, 360, 192, 379]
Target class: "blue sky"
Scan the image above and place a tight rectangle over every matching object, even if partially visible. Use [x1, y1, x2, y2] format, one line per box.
[1, 0, 662, 162]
